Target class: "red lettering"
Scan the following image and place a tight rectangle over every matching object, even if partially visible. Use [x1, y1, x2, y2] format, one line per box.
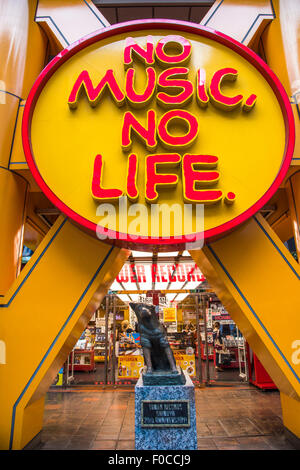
[126, 154, 139, 201]
[157, 67, 194, 108]
[68, 69, 125, 109]
[125, 67, 156, 107]
[209, 68, 243, 111]
[124, 36, 155, 67]
[129, 264, 137, 282]
[182, 154, 223, 204]
[177, 264, 185, 282]
[135, 265, 146, 283]
[122, 110, 157, 151]
[152, 264, 159, 282]
[145, 153, 181, 203]
[155, 35, 191, 66]
[186, 264, 196, 281]
[158, 109, 198, 149]
[117, 265, 129, 282]
[91, 154, 123, 201]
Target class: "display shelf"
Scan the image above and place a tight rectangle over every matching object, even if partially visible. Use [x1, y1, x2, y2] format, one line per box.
[213, 347, 245, 369]
[212, 338, 246, 368]
[200, 342, 214, 360]
[69, 349, 95, 372]
[195, 341, 214, 360]
[94, 348, 108, 362]
[167, 332, 195, 351]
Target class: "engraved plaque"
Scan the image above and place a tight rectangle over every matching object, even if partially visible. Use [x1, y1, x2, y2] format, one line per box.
[141, 400, 190, 428]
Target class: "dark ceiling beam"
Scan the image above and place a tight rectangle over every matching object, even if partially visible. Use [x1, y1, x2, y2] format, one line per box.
[93, 1, 214, 6]
[128, 253, 141, 291]
[151, 249, 158, 291]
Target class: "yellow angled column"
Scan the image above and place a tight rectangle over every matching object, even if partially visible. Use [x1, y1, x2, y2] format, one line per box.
[0, 169, 28, 295]
[0, 0, 48, 294]
[190, 214, 300, 438]
[0, 216, 128, 450]
[260, 0, 300, 163]
[285, 171, 300, 261]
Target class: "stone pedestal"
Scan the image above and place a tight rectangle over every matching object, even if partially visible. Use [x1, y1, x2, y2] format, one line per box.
[135, 371, 197, 450]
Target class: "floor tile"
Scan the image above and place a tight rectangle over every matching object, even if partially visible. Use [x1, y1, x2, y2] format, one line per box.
[37, 386, 295, 451]
[213, 437, 241, 450]
[90, 440, 117, 450]
[236, 436, 272, 450]
[197, 438, 218, 450]
[218, 417, 261, 437]
[116, 440, 135, 450]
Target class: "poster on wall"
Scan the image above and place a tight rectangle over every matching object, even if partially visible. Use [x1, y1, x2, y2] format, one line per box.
[174, 353, 196, 377]
[117, 355, 144, 379]
[163, 307, 177, 323]
[118, 331, 142, 356]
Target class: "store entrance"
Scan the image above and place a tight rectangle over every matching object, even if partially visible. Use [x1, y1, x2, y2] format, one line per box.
[57, 273, 249, 389]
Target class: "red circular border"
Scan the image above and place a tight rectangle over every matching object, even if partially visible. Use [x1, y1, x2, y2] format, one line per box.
[22, 19, 295, 251]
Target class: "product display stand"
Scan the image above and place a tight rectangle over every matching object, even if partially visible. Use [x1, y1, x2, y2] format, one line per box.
[66, 350, 75, 385]
[135, 371, 197, 450]
[68, 349, 95, 372]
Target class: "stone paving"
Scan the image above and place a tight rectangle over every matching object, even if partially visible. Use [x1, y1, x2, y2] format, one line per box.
[37, 385, 296, 450]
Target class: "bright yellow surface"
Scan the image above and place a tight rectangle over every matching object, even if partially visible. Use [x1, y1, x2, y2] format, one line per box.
[30, 28, 286, 238]
[281, 393, 300, 438]
[0, 169, 28, 295]
[0, 217, 128, 449]
[190, 214, 300, 436]
[261, 0, 300, 162]
[286, 171, 300, 260]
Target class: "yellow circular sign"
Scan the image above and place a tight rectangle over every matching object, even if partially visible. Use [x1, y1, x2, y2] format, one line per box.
[23, 20, 294, 250]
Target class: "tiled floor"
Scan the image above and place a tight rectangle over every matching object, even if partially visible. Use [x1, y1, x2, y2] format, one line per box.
[37, 385, 296, 450]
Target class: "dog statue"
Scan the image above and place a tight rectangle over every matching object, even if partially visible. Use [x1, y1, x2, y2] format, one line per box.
[129, 302, 177, 374]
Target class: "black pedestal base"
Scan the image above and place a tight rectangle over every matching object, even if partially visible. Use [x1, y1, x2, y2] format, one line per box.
[142, 366, 186, 386]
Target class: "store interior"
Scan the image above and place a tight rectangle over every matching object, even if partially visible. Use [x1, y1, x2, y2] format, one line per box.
[63, 293, 248, 387]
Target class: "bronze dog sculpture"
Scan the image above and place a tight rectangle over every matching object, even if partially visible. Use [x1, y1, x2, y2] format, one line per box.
[129, 302, 177, 374]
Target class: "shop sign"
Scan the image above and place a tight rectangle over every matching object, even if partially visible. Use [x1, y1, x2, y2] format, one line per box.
[206, 309, 213, 329]
[23, 20, 294, 250]
[116, 262, 204, 283]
